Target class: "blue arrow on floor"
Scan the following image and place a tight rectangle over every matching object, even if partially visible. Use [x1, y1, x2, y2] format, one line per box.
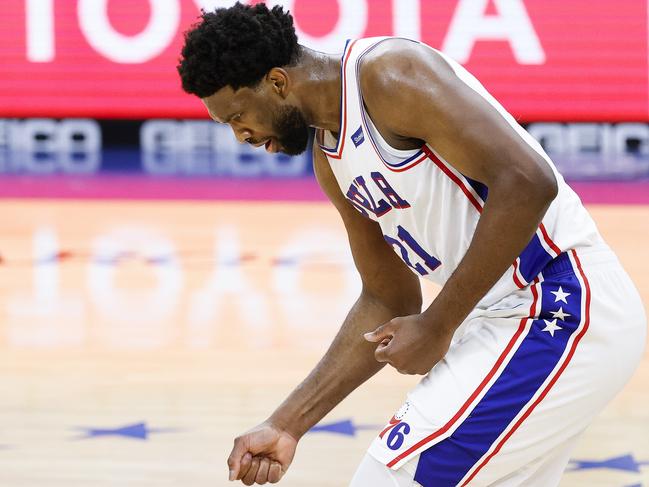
[72, 422, 180, 441]
[567, 454, 649, 473]
[308, 419, 382, 437]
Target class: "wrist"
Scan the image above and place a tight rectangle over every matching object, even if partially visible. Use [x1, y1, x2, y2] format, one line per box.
[268, 409, 309, 441]
[420, 305, 459, 335]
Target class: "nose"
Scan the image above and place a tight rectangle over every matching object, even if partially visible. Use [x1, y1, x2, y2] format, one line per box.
[231, 124, 252, 144]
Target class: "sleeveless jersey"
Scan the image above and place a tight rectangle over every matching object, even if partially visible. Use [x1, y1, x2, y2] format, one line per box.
[316, 37, 606, 306]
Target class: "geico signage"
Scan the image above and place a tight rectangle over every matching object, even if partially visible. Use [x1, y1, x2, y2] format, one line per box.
[0, 118, 101, 174]
[527, 123, 649, 178]
[26, 0, 544, 64]
[527, 123, 649, 158]
[140, 120, 310, 177]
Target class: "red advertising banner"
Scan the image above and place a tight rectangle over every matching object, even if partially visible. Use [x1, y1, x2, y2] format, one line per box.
[1, 0, 647, 121]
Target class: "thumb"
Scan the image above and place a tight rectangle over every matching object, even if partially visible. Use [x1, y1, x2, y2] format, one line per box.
[227, 436, 249, 481]
[364, 321, 396, 343]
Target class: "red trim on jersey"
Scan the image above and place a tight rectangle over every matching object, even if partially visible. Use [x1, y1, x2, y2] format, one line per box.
[379, 152, 428, 172]
[512, 258, 526, 289]
[459, 249, 591, 486]
[320, 40, 357, 160]
[421, 146, 483, 213]
[539, 223, 561, 256]
[420, 145, 539, 291]
[385, 278, 541, 468]
[421, 145, 561, 265]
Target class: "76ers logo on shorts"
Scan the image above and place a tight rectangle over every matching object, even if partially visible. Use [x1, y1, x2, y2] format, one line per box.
[379, 402, 411, 451]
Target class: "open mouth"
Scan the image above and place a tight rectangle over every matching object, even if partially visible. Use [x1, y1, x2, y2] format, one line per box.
[249, 137, 277, 153]
[264, 138, 278, 153]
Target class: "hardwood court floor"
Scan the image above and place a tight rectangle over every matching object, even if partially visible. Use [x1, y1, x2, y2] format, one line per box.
[0, 200, 647, 487]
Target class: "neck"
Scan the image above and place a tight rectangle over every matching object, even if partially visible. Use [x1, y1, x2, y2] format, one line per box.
[286, 46, 342, 133]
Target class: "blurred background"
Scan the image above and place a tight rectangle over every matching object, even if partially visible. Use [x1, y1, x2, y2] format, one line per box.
[1, 1, 648, 486]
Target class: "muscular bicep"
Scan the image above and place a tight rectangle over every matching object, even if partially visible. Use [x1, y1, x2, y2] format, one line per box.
[312, 144, 421, 314]
[360, 40, 555, 190]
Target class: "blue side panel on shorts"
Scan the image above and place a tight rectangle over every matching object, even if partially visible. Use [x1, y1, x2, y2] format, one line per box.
[518, 234, 555, 284]
[414, 254, 583, 487]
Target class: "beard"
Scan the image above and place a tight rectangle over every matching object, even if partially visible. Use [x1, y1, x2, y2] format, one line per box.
[273, 104, 310, 156]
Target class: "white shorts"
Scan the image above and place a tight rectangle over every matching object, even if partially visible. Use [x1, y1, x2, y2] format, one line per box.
[366, 248, 647, 486]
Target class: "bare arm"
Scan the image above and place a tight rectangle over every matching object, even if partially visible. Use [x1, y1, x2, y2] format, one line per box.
[227, 144, 421, 484]
[361, 40, 558, 373]
[268, 145, 421, 436]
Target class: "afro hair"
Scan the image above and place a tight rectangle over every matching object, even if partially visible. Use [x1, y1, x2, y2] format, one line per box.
[177, 2, 300, 98]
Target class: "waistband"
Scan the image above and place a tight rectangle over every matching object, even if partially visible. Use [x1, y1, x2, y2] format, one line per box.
[542, 245, 618, 278]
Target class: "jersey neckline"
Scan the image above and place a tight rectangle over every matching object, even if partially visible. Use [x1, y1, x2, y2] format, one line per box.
[319, 39, 355, 159]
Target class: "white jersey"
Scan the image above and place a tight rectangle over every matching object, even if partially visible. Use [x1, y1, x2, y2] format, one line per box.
[317, 37, 606, 306]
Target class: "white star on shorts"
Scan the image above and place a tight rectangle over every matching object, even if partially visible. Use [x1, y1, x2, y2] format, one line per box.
[550, 307, 571, 321]
[542, 319, 562, 337]
[550, 286, 571, 304]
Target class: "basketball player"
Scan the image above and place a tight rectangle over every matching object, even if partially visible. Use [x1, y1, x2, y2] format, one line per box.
[177, 3, 647, 486]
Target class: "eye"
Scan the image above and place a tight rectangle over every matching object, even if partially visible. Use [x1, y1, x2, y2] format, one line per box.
[232, 113, 242, 121]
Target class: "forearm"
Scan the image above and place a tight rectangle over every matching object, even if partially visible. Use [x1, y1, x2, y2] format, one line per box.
[424, 176, 556, 330]
[269, 290, 416, 439]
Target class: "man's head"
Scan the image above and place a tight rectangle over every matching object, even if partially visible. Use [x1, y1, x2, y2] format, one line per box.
[177, 2, 310, 155]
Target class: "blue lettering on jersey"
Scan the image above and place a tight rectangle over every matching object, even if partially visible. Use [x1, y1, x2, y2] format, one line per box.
[384, 225, 441, 276]
[351, 126, 365, 147]
[371, 172, 411, 209]
[345, 172, 410, 218]
[346, 176, 391, 217]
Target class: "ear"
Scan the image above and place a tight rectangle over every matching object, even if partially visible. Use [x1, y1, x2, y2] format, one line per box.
[267, 68, 291, 98]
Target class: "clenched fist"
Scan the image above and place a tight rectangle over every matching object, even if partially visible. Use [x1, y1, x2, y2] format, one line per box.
[228, 422, 298, 485]
[364, 313, 453, 375]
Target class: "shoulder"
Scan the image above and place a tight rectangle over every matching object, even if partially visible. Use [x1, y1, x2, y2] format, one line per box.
[356, 39, 460, 140]
[358, 38, 454, 102]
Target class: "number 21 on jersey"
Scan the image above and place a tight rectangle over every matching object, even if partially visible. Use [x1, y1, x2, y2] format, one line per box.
[384, 225, 441, 276]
